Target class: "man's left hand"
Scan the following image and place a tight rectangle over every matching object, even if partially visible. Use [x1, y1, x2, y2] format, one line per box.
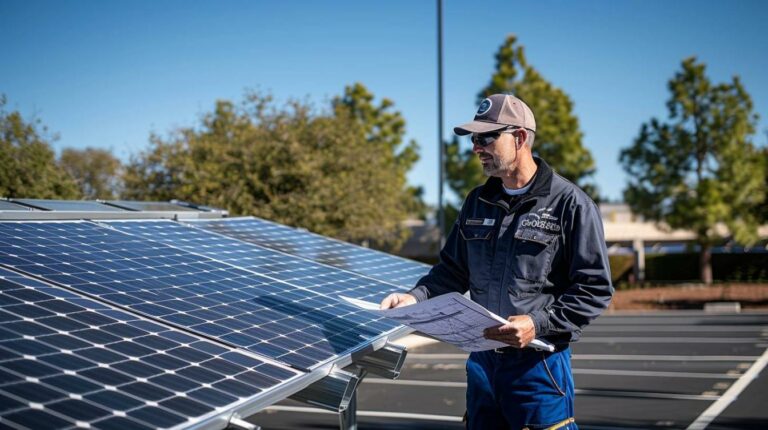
[483, 315, 536, 348]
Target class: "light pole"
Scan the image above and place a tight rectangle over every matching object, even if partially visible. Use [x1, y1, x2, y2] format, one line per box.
[437, 0, 445, 247]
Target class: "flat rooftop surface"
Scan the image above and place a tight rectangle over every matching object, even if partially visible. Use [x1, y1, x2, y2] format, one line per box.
[251, 310, 768, 429]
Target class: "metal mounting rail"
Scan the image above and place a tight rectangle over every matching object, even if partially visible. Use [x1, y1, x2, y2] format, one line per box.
[355, 342, 408, 380]
[289, 367, 361, 413]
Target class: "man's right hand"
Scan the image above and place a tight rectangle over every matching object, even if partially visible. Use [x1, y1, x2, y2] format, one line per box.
[380, 293, 417, 310]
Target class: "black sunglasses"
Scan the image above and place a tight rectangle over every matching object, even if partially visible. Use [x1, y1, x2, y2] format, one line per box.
[470, 127, 519, 147]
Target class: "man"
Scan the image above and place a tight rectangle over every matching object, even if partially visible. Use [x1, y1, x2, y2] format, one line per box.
[381, 94, 613, 429]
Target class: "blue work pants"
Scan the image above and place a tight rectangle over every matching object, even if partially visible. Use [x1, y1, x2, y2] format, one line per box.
[466, 347, 577, 430]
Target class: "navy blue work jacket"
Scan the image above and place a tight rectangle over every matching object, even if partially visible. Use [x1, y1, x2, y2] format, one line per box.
[409, 157, 614, 346]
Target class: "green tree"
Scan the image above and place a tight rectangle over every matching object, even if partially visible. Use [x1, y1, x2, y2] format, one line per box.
[443, 35, 597, 232]
[759, 142, 768, 224]
[0, 95, 79, 199]
[479, 34, 597, 196]
[619, 57, 764, 284]
[121, 133, 188, 202]
[60, 147, 122, 199]
[333, 83, 426, 219]
[442, 135, 484, 230]
[124, 88, 420, 251]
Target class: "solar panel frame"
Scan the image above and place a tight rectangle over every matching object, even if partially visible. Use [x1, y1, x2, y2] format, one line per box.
[10, 200, 127, 212]
[0, 266, 313, 430]
[103, 201, 199, 212]
[186, 217, 431, 288]
[0, 220, 408, 372]
[169, 201, 227, 214]
[0, 201, 33, 211]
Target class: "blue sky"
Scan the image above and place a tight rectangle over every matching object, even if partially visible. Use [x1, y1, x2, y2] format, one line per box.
[2, 0, 767, 205]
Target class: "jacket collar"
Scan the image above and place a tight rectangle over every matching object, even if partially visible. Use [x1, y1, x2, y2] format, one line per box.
[478, 157, 553, 208]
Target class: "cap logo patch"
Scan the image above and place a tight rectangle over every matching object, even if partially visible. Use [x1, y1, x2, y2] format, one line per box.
[476, 98, 492, 116]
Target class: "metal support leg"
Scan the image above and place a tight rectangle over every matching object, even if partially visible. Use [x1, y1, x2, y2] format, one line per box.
[340, 367, 366, 430]
[339, 389, 357, 430]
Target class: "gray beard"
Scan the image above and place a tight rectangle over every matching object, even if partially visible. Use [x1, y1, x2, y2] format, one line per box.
[482, 158, 506, 177]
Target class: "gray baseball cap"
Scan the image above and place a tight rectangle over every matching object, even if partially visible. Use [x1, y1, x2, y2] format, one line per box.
[454, 94, 536, 135]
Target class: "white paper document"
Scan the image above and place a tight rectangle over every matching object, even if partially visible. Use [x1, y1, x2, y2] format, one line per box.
[340, 292, 555, 352]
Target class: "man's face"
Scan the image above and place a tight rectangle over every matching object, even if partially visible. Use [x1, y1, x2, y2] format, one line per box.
[472, 129, 520, 177]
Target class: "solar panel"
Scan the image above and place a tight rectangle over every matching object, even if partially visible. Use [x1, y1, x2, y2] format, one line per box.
[0, 267, 302, 430]
[0, 221, 399, 370]
[104, 201, 198, 212]
[0, 201, 32, 211]
[11, 200, 126, 212]
[103, 220, 412, 303]
[186, 217, 431, 288]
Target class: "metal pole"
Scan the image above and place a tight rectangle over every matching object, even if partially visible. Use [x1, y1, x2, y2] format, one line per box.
[338, 367, 366, 430]
[437, 0, 446, 247]
[339, 390, 358, 430]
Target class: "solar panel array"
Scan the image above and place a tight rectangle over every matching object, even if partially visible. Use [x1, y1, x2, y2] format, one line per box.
[0, 221, 396, 370]
[0, 267, 301, 430]
[186, 217, 430, 288]
[103, 220, 413, 303]
[0, 205, 423, 428]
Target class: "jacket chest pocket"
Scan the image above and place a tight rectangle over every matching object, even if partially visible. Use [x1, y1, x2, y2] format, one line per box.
[510, 227, 558, 288]
[460, 224, 494, 279]
[460, 225, 493, 241]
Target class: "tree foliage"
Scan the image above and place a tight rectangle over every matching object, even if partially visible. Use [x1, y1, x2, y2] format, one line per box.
[123, 87, 422, 251]
[759, 145, 768, 224]
[619, 57, 764, 283]
[442, 34, 597, 230]
[60, 147, 122, 199]
[0, 96, 79, 199]
[477, 35, 595, 192]
[442, 135, 484, 229]
[333, 83, 427, 219]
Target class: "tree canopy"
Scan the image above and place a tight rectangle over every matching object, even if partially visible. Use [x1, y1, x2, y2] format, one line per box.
[333, 83, 427, 220]
[758, 145, 768, 224]
[619, 57, 765, 283]
[0, 96, 79, 199]
[123, 86, 423, 251]
[443, 34, 598, 230]
[60, 147, 122, 199]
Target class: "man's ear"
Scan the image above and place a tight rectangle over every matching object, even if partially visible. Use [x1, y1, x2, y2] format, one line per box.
[516, 129, 527, 148]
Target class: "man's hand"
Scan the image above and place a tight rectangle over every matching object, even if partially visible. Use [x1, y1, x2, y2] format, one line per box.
[483, 315, 536, 348]
[380, 293, 417, 310]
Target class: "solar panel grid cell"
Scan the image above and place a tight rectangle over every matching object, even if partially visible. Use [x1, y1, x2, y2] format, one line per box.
[0, 267, 301, 430]
[187, 217, 430, 288]
[0, 221, 395, 370]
